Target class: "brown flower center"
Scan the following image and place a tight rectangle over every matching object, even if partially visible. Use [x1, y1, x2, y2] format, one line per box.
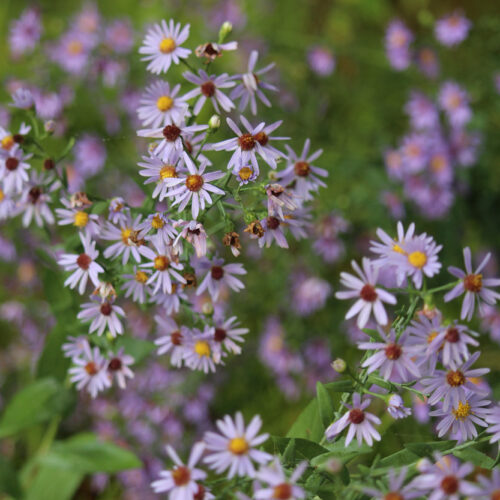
[84, 362, 98, 375]
[464, 273, 482, 293]
[172, 466, 191, 486]
[384, 494, 404, 500]
[154, 255, 170, 271]
[254, 131, 269, 146]
[445, 327, 460, 343]
[171, 331, 183, 345]
[108, 358, 122, 371]
[201, 81, 216, 97]
[162, 124, 181, 142]
[385, 343, 402, 360]
[273, 483, 292, 499]
[44, 158, 55, 170]
[100, 303, 112, 316]
[211, 266, 224, 280]
[185, 174, 204, 192]
[294, 161, 310, 177]
[194, 484, 206, 500]
[28, 187, 42, 204]
[238, 133, 256, 151]
[267, 216, 280, 230]
[214, 328, 227, 342]
[5, 157, 19, 171]
[77, 253, 92, 270]
[446, 370, 465, 387]
[360, 284, 378, 302]
[440, 475, 459, 494]
[491, 489, 500, 500]
[349, 408, 365, 424]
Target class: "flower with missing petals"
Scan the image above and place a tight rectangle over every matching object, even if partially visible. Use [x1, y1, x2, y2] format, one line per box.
[196, 257, 246, 302]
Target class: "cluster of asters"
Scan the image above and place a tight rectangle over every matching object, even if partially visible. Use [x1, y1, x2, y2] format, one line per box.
[329, 221, 500, 449]
[383, 10, 480, 220]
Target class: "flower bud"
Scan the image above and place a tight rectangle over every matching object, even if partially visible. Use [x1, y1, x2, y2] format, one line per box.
[331, 358, 346, 373]
[219, 21, 233, 42]
[201, 300, 214, 316]
[44, 120, 56, 134]
[324, 458, 342, 473]
[208, 114, 220, 131]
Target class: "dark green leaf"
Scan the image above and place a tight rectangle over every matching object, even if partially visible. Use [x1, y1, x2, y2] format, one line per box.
[316, 382, 334, 430]
[286, 398, 324, 442]
[378, 448, 420, 468]
[114, 337, 155, 363]
[405, 440, 455, 457]
[0, 455, 21, 498]
[453, 448, 495, 469]
[312, 438, 372, 465]
[37, 323, 74, 381]
[323, 380, 355, 393]
[24, 462, 82, 500]
[272, 437, 327, 460]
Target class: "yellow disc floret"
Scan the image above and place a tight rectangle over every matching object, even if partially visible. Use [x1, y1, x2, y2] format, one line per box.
[194, 340, 211, 357]
[452, 401, 471, 420]
[73, 211, 89, 227]
[159, 37, 176, 54]
[1, 135, 14, 150]
[228, 437, 249, 455]
[408, 251, 427, 269]
[156, 95, 174, 112]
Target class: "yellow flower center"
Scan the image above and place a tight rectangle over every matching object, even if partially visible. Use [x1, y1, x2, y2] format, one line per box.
[408, 251, 427, 269]
[159, 37, 176, 54]
[154, 255, 169, 271]
[392, 243, 406, 254]
[121, 228, 132, 244]
[135, 271, 149, 283]
[452, 401, 471, 420]
[73, 211, 89, 227]
[0, 189, 4, 202]
[194, 340, 211, 357]
[1, 135, 14, 150]
[160, 165, 177, 180]
[464, 273, 482, 293]
[431, 154, 446, 172]
[427, 331, 438, 344]
[151, 214, 165, 229]
[156, 95, 174, 112]
[228, 437, 249, 455]
[238, 166, 254, 181]
[68, 40, 84, 55]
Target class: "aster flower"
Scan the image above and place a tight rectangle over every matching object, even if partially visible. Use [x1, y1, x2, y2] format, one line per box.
[137, 81, 189, 128]
[435, 11, 471, 47]
[155, 316, 190, 367]
[161, 157, 225, 219]
[73, 134, 107, 178]
[0, 145, 31, 194]
[174, 220, 208, 257]
[400, 133, 429, 173]
[325, 393, 381, 446]
[421, 351, 489, 410]
[370, 221, 415, 267]
[182, 70, 236, 114]
[230, 50, 278, 115]
[203, 412, 272, 478]
[10, 88, 34, 109]
[406, 311, 444, 371]
[120, 266, 151, 304]
[387, 394, 412, 419]
[69, 343, 111, 398]
[77, 298, 125, 337]
[363, 467, 419, 499]
[278, 139, 327, 201]
[404, 92, 439, 130]
[19, 173, 59, 227]
[444, 247, 500, 321]
[335, 258, 397, 329]
[0, 123, 30, 152]
[9, 8, 42, 58]
[477, 468, 500, 499]
[151, 442, 207, 497]
[151, 282, 188, 315]
[265, 183, 297, 219]
[409, 454, 479, 499]
[385, 19, 413, 71]
[139, 19, 191, 74]
[141, 235, 185, 294]
[292, 274, 331, 317]
[307, 46, 335, 76]
[137, 122, 208, 161]
[104, 18, 134, 54]
[438, 81, 471, 128]
[49, 31, 90, 75]
[254, 459, 307, 500]
[106, 349, 134, 389]
[196, 257, 246, 301]
[258, 215, 288, 249]
[212, 116, 288, 172]
[416, 47, 440, 79]
[58, 232, 104, 295]
[62, 335, 90, 359]
[486, 404, 500, 445]
[55, 197, 100, 236]
[430, 393, 490, 442]
[183, 327, 218, 373]
[108, 197, 129, 225]
[102, 215, 154, 265]
[195, 39, 238, 61]
[428, 322, 479, 366]
[358, 329, 420, 382]
[211, 316, 249, 363]
[138, 212, 178, 244]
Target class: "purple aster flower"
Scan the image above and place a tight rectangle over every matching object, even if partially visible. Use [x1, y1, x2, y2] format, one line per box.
[450, 128, 480, 167]
[370, 221, 415, 267]
[10, 88, 34, 109]
[74, 134, 107, 178]
[257, 215, 288, 249]
[486, 404, 500, 446]
[55, 197, 100, 236]
[438, 81, 471, 128]
[265, 183, 297, 219]
[387, 394, 412, 419]
[154, 316, 190, 367]
[196, 257, 246, 302]
[480, 304, 500, 344]
[435, 11, 471, 47]
[77, 298, 125, 337]
[409, 453, 480, 499]
[325, 393, 381, 446]
[428, 322, 479, 367]
[400, 133, 430, 173]
[230, 50, 277, 115]
[212, 116, 287, 172]
[139, 19, 191, 74]
[138, 212, 177, 245]
[307, 46, 335, 76]
[363, 467, 419, 499]
[19, 172, 59, 227]
[62, 335, 90, 359]
[203, 412, 271, 478]
[421, 351, 490, 410]
[182, 70, 236, 114]
[183, 327, 218, 373]
[121, 266, 151, 304]
[107, 348, 134, 389]
[9, 8, 42, 58]
[137, 81, 189, 128]
[416, 48, 440, 79]
[444, 247, 500, 321]
[104, 19, 134, 54]
[476, 468, 500, 499]
[430, 393, 490, 442]
[404, 92, 439, 130]
[173, 220, 208, 258]
[0, 145, 31, 194]
[381, 191, 405, 219]
[254, 459, 306, 499]
[292, 274, 331, 316]
[384, 148, 404, 180]
[358, 328, 420, 382]
[211, 316, 248, 363]
[335, 258, 396, 329]
[49, 31, 90, 75]
[385, 20, 413, 71]
[428, 144, 453, 185]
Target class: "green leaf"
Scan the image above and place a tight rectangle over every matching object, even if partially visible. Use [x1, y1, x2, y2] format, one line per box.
[24, 462, 82, 500]
[378, 448, 420, 468]
[43, 433, 142, 473]
[115, 337, 155, 363]
[281, 438, 296, 465]
[323, 380, 355, 393]
[312, 438, 372, 466]
[316, 382, 334, 430]
[37, 323, 74, 381]
[272, 437, 327, 461]
[0, 378, 72, 438]
[0, 455, 21, 499]
[286, 398, 324, 442]
[405, 440, 455, 457]
[453, 448, 495, 469]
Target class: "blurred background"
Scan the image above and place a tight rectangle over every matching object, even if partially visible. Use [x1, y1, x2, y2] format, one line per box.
[1, 0, 500, 498]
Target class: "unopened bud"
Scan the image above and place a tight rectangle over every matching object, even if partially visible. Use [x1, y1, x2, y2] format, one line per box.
[219, 21, 233, 42]
[106, 331, 115, 342]
[324, 458, 342, 474]
[208, 114, 221, 130]
[201, 300, 214, 315]
[268, 170, 279, 181]
[331, 358, 346, 373]
[44, 120, 56, 134]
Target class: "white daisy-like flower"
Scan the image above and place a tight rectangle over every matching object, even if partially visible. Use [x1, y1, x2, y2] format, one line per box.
[77, 298, 125, 337]
[230, 50, 278, 115]
[0, 145, 31, 194]
[255, 459, 307, 500]
[106, 348, 134, 389]
[150, 282, 188, 316]
[69, 343, 111, 398]
[183, 327, 218, 373]
[211, 316, 249, 363]
[58, 232, 104, 295]
[55, 197, 100, 236]
[154, 315, 191, 367]
[203, 412, 272, 478]
[137, 80, 189, 128]
[120, 266, 151, 304]
[151, 442, 207, 498]
[139, 19, 191, 74]
[0, 123, 31, 152]
[19, 172, 60, 227]
[182, 70, 236, 114]
[196, 257, 246, 302]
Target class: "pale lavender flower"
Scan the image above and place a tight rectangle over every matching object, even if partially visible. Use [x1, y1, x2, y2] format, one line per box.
[121, 266, 151, 304]
[203, 412, 271, 478]
[183, 327, 218, 373]
[363, 467, 419, 499]
[211, 316, 248, 363]
[108, 197, 129, 225]
[58, 232, 104, 294]
[10, 88, 34, 109]
[19, 172, 59, 227]
[416, 48, 440, 79]
[428, 322, 479, 367]
[404, 92, 439, 130]
[69, 343, 111, 398]
[421, 351, 489, 410]
[444, 247, 500, 321]
[74, 134, 107, 178]
[292, 274, 331, 316]
[307, 46, 335, 76]
[325, 393, 381, 446]
[400, 133, 429, 173]
[182, 70, 236, 114]
[212, 116, 287, 171]
[150, 282, 188, 316]
[137, 81, 188, 128]
[438, 82, 471, 128]
[173, 220, 208, 257]
[196, 257, 246, 301]
[335, 258, 396, 329]
[77, 298, 125, 337]
[265, 183, 297, 219]
[0, 145, 31, 194]
[55, 197, 100, 236]
[107, 348, 134, 389]
[430, 393, 490, 442]
[138, 212, 177, 244]
[104, 19, 134, 54]
[154, 316, 190, 367]
[255, 459, 306, 499]
[387, 394, 412, 419]
[230, 50, 277, 115]
[358, 329, 420, 382]
[151, 442, 206, 497]
[258, 216, 288, 249]
[435, 11, 471, 47]
[49, 31, 90, 75]
[409, 454, 479, 499]
[476, 468, 500, 499]
[385, 20, 413, 71]
[62, 335, 90, 358]
[34, 91, 63, 121]
[486, 404, 500, 445]
[450, 128, 480, 167]
[9, 8, 42, 58]
[480, 304, 500, 344]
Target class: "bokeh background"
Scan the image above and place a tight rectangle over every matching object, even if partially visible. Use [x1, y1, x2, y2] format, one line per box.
[1, 0, 500, 498]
